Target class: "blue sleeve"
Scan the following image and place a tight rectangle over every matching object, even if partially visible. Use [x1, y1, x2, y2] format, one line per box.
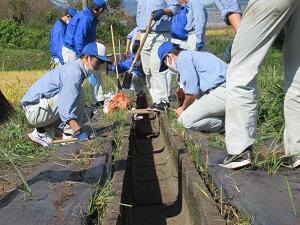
[64, 17, 78, 47]
[127, 29, 134, 40]
[177, 53, 199, 95]
[57, 70, 83, 124]
[74, 17, 89, 56]
[50, 22, 65, 64]
[191, 0, 207, 44]
[214, 0, 241, 24]
[50, 25, 57, 55]
[112, 58, 132, 74]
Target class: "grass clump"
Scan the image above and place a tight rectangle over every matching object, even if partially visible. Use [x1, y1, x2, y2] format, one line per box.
[0, 108, 50, 168]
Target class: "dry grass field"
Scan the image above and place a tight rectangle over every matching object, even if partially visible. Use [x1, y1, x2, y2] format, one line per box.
[0, 70, 45, 105]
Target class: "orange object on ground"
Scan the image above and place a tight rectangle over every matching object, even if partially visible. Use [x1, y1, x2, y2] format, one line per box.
[108, 92, 132, 113]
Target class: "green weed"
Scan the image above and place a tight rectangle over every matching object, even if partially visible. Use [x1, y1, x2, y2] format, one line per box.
[253, 147, 284, 175]
[0, 148, 35, 200]
[112, 124, 123, 163]
[0, 108, 51, 168]
[87, 180, 113, 221]
[285, 176, 297, 216]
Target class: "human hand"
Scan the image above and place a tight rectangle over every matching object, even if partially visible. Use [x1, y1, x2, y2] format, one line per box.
[152, 9, 164, 21]
[125, 48, 130, 56]
[196, 42, 204, 51]
[176, 107, 184, 117]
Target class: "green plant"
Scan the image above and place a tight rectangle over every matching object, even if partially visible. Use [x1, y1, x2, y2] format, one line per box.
[0, 20, 50, 50]
[88, 180, 113, 218]
[285, 176, 297, 216]
[0, 148, 35, 200]
[186, 137, 207, 172]
[0, 108, 50, 167]
[210, 132, 225, 148]
[253, 148, 284, 175]
[0, 48, 50, 71]
[112, 124, 123, 162]
[108, 0, 122, 9]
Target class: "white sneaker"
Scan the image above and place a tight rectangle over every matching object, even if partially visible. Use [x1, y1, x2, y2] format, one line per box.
[62, 133, 76, 145]
[28, 129, 52, 147]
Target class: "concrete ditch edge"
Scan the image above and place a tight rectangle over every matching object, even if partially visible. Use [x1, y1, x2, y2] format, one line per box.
[101, 123, 131, 225]
[101, 113, 225, 225]
[161, 117, 225, 225]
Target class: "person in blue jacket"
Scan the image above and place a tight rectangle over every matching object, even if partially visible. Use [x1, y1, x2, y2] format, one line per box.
[21, 42, 110, 147]
[171, 0, 207, 51]
[62, 0, 107, 110]
[112, 41, 144, 94]
[50, 7, 78, 68]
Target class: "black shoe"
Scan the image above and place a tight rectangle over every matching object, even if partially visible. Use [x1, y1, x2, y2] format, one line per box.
[219, 150, 252, 169]
[150, 102, 157, 109]
[282, 155, 300, 168]
[91, 101, 104, 118]
[155, 100, 170, 111]
[91, 101, 104, 108]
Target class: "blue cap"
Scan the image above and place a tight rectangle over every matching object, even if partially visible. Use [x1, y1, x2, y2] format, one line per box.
[158, 41, 176, 72]
[81, 42, 111, 63]
[67, 7, 78, 17]
[92, 0, 107, 9]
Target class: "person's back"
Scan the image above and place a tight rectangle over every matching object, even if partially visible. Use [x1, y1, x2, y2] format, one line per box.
[64, 8, 97, 57]
[50, 19, 67, 65]
[21, 60, 85, 109]
[158, 41, 227, 133]
[50, 7, 77, 67]
[177, 50, 226, 94]
[62, 0, 107, 111]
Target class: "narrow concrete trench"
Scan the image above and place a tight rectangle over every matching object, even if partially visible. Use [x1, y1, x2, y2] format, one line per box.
[119, 111, 191, 225]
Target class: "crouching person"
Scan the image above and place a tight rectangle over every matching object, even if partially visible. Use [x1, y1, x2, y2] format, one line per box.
[158, 41, 227, 132]
[112, 40, 144, 94]
[21, 42, 110, 146]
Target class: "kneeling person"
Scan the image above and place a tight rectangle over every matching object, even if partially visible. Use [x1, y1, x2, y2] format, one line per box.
[21, 42, 110, 146]
[158, 42, 227, 132]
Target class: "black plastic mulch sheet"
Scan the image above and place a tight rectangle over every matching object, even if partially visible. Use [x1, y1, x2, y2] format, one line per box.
[189, 131, 300, 225]
[0, 144, 107, 225]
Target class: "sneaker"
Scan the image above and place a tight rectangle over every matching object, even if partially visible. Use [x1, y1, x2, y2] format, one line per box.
[150, 100, 170, 111]
[28, 129, 52, 147]
[219, 150, 252, 169]
[282, 155, 300, 169]
[62, 133, 73, 139]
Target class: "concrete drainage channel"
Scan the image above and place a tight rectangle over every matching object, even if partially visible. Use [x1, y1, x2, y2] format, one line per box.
[102, 111, 224, 225]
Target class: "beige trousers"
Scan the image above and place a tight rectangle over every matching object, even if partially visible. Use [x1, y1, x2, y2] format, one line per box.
[24, 89, 85, 135]
[172, 33, 198, 50]
[141, 33, 171, 104]
[225, 0, 300, 155]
